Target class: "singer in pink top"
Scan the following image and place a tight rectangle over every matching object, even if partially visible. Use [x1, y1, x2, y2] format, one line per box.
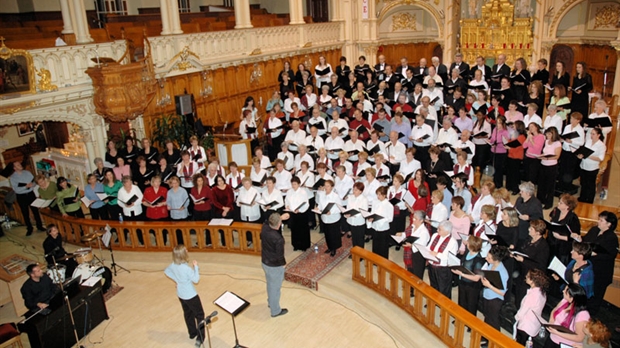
[522, 123, 544, 184]
[514, 269, 549, 344]
[537, 127, 562, 209]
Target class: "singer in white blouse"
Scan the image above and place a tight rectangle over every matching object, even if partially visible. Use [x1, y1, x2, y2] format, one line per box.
[334, 165, 354, 201]
[368, 186, 394, 259]
[117, 176, 144, 219]
[250, 158, 268, 193]
[345, 182, 368, 249]
[272, 159, 292, 195]
[177, 151, 200, 189]
[316, 180, 343, 256]
[237, 178, 261, 223]
[426, 221, 459, 298]
[260, 177, 284, 221]
[276, 142, 295, 171]
[285, 177, 310, 251]
[294, 145, 315, 173]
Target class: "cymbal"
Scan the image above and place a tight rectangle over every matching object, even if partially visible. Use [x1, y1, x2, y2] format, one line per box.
[94, 231, 105, 238]
[81, 234, 98, 242]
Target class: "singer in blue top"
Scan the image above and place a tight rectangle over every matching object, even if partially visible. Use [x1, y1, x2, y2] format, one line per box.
[164, 245, 205, 347]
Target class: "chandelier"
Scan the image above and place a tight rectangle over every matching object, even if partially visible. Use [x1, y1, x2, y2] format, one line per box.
[156, 77, 171, 107]
[85, 38, 156, 122]
[200, 70, 213, 98]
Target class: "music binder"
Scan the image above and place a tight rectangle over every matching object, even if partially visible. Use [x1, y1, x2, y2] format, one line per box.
[119, 194, 138, 206]
[573, 146, 594, 158]
[315, 67, 332, 76]
[585, 117, 612, 128]
[214, 291, 250, 316]
[147, 196, 164, 206]
[424, 118, 436, 128]
[239, 193, 257, 206]
[504, 139, 522, 148]
[560, 131, 579, 140]
[481, 270, 504, 290]
[313, 202, 335, 215]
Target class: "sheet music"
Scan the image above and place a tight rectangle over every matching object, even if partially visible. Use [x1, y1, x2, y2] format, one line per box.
[548, 256, 567, 283]
[414, 243, 439, 262]
[391, 234, 406, 244]
[214, 291, 245, 314]
[208, 219, 234, 226]
[81, 276, 102, 287]
[447, 252, 460, 267]
[402, 190, 416, 207]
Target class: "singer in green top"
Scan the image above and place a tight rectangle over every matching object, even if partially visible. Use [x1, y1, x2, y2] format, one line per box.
[55, 177, 84, 218]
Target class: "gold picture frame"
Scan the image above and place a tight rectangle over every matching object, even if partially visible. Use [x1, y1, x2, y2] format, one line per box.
[0, 37, 36, 98]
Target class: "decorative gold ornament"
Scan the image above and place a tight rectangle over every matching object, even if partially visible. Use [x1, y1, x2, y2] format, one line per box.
[392, 12, 417, 31]
[36, 68, 58, 92]
[0, 36, 37, 98]
[459, 0, 533, 66]
[172, 46, 200, 71]
[593, 5, 620, 29]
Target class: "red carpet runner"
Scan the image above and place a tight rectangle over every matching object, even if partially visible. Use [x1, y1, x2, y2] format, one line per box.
[284, 235, 353, 290]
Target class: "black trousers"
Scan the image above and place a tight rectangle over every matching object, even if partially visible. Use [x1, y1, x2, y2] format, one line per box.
[371, 229, 390, 259]
[473, 144, 491, 170]
[324, 220, 342, 252]
[523, 157, 540, 184]
[413, 145, 430, 166]
[579, 168, 598, 203]
[557, 149, 578, 192]
[179, 295, 205, 341]
[515, 329, 530, 345]
[505, 157, 522, 192]
[536, 164, 558, 207]
[429, 265, 452, 299]
[16, 191, 43, 232]
[492, 152, 507, 188]
[411, 252, 426, 280]
[482, 297, 503, 330]
[350, 224, 366, 249]
[90, 205, 108, 220]
[457, 281, 481, 316]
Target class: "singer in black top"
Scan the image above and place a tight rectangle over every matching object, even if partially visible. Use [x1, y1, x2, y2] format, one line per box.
[570, 62, 593, 119]
[43, 224, 78, 277]
[20, 264, 58, 314]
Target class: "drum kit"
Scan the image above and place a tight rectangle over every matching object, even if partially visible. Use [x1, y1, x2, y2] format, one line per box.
[46, 230, 113, 293]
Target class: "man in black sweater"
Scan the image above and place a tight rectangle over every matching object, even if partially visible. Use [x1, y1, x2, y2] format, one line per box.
[261, 212, 290, 318]
[20, 263, 58, 315]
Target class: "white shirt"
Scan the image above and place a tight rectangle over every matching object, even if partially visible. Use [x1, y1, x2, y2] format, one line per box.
[422, 88, 444, 110]
[297, 170, 315, 199]
[294, 153, 315, 172]
[368, 199, 394, 231]
[346, 194, 368, 226]
[304, 134, 325, 154]
[284, 97, 301, 114]
[435, 127, 459, 152]
[472, 121, 492, 145]
[586, 112, 612, 137]
[409, 224, 431, 253]
[580, 138, 606, 171]
[267, 117, 284, 139]
[340, 161, 354, 176]
[523, 114, 542, 128]
[273, 169, 292, 193]
[365, 139, 386, 156]
[250, 168, 268, 192]
[258, 156, 271, 170]
[344, 139, 365, 161]
[363, 179, 381, 208]
[388, 185, 406, 210]
[399, 158, 421, 180]
[285, 129, 307, 150]
[285, 186, 309, 213]
[328, 119, 349, 137]
[225, 172, 245, 193]
[301, 93, 317, 111]
[239, 118, 257, 139]
[410, 123, 434, 146]
[334, 175, 354, 200]
[188, 146, 207, 167]
[277, 151, 295, 171]
[260, 188, 284, 211]
[430, 203, 449, 228]
[374, 164, 391, 184]
[237, 186, 260, 222]
[325, 136, 345, 159]
[386, 141, 407, 164]
[307, 117, 327, 136]
[177, 162, 200, 188]
[117, 185, 143, 216]
[561, 124, 585, 152]
[471, 194, 495, 224]
[316, 190, 342, 224]
[426, 234, 459, 267]
[543, 114, 563, 133]
[354, 162, 371, 181]
[314, 63, 333, 84]
[451, 140, 476, 163]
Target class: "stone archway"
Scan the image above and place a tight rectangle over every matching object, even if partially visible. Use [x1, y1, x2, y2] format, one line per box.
[548, 0, 587, 39]
[377, 1, 444, 38]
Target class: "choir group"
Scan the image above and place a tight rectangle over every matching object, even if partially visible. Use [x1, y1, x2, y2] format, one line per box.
[11, 51, 618, 348]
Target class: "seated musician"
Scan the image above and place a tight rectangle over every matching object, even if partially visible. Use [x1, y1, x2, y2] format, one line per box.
[43, 224, 78, 277]
[20, 263, 58, 315]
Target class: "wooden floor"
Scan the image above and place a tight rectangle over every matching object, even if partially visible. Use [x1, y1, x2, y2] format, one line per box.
[0, 225, 446, 348]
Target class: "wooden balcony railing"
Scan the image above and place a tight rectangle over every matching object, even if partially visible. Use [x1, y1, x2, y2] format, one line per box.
[40, 210, 262, 255]
[350, 246, 522, 348]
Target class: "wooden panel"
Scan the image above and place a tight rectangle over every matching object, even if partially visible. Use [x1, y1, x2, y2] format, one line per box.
[550, 44, 617, 102]
[377, 42, 439, 67]
[142, 48, 342, 138]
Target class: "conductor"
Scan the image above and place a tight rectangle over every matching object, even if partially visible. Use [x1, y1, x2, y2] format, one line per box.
[20, 264, 58, 315]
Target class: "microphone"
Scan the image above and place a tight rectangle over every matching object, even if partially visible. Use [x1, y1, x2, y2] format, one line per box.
[198, 311, 218, 327]
[45, 246, 60, 257]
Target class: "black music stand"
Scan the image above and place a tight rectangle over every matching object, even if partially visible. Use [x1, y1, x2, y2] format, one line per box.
[214, 291, 250, 348]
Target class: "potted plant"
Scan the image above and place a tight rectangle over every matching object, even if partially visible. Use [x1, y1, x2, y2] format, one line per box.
[151, 113, 195, 149]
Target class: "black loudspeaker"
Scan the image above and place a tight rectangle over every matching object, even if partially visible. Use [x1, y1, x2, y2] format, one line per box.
[175, 94, 193, 115]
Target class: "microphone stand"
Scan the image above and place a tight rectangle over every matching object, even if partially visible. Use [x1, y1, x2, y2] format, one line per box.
[51, 254, 84, 348]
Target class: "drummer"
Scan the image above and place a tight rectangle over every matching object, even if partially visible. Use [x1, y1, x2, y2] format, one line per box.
[43, 224, 77, 277]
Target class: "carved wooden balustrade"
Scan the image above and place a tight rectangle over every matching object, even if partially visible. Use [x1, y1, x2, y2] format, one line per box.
[351, 246, 523, 348]
[40, 210, 262, 254]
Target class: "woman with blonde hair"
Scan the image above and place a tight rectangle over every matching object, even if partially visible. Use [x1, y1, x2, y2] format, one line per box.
[164, 245, 205, 347]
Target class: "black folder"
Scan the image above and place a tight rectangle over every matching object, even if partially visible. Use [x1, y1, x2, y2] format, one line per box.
[119, 194, 138, 206]
[314, 202, 335, 215]
[573, 146, 595, 158]
[480, 270, 504, 290]
[504, 139, 522, 148]
[315, 67, 332, 76]
[585, 117, 612, 128]
[560, 131, 579, 140]
[424, 118, 436, 128]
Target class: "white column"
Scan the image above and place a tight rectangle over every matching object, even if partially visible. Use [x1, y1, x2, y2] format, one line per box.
[71, 0, 93, 43]
[234, 0, 253, 29]
[289, 0, 305, 25]
[160, 0, 172, 35]
[58, 0, 74, 34]
[330, 0, 342, 21]
[169, 0, 183, 34]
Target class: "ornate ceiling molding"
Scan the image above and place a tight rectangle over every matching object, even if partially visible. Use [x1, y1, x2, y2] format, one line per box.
[377, 0, 444, 37]
[392, 12, 418, 31]
[593, 4, 620, 29]
[0, 97, 98, 131]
